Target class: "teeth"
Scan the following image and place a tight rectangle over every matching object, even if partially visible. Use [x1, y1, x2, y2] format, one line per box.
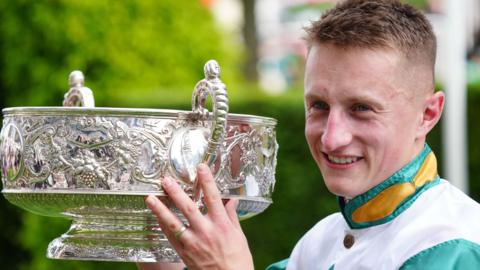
[328, 155, 358, 164]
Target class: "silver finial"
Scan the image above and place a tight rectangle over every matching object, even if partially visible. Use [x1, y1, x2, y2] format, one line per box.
[63, 70, 95, 108]
[204, 60, 221, 80]
[68, 70, 85, 88]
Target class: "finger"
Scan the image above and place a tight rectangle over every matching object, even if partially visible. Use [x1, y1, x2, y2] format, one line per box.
[145, 195, 193, 248]
[197, 163, 228, 219]
[137, 262, 185, 270]
[225, 198, 241, 229]
[161, 177, 205, 228]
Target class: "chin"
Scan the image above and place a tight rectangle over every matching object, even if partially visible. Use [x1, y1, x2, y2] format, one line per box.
[324, 180, 356, 198]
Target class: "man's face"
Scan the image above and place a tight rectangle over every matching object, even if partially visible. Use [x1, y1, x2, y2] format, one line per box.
[304, 44, 426, 198]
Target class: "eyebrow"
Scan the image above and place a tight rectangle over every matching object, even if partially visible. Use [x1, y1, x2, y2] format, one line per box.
[304, 92, 322, 101]
[304, 91, 387, 110]
[345, 95, 386, 109]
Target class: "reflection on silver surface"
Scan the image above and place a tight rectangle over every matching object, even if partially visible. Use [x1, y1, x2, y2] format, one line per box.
[169, 127, 209, 184]
[0, 123, 23, 181]
[0, 60, 278, 262]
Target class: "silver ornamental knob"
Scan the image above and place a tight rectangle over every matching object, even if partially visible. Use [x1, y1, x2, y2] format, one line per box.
[63, 70, 95, 107]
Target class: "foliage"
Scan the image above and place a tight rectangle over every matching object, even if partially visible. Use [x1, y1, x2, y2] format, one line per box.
[467, 90, 480, 200]
[401, 0, 429, 9]
[0, 0, 241, 109]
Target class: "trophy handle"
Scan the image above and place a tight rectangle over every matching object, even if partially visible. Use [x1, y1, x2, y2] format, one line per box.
[191, 60, 229, 166]
[190, 60, 229, 201]
[63, 71, 95, 107]
[168, 60, 229, 190]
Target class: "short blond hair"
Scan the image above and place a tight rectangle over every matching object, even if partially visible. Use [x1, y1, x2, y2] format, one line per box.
[305, 0, 436, 70]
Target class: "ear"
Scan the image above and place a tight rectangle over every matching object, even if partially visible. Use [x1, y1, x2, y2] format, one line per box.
[417, 91, 445, 137]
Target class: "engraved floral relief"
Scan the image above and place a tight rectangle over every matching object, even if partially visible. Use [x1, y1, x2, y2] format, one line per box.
[215, 124, 278, 196]
[1, 116, 179, 191]
[1, 114, 277, 197]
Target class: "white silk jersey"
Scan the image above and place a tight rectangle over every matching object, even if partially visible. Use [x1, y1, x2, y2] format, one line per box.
[286, 179, 480, 270]
[265, 146, 480, 270]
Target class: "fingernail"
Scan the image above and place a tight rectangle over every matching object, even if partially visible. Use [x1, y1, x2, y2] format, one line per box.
[145, 195, 157, 208]
[162, 177, 173, 188]
[197, 163, 208, 173]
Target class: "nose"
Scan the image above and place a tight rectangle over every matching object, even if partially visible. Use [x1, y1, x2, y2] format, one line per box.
[321, 110, 353, 152]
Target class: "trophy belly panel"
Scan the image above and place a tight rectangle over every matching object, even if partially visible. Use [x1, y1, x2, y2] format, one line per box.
[1, 114, 277, 199]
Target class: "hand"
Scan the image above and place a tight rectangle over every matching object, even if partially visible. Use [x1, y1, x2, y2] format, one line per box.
[145, 163, 254, 270]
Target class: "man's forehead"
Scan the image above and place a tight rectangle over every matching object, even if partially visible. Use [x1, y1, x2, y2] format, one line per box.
[307, 42, 401, 59]
[304, 44, 419, 100]
[303, 83, 401, 104]
[306, 44, 403, 78]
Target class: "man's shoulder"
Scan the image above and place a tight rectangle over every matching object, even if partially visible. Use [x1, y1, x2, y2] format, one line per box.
[400, 239, 480, 270]
[435, 178, 480, 204]
[387, 179, 480, 264]
[418, 179, 480, 226]
[398, 178, 480, 234]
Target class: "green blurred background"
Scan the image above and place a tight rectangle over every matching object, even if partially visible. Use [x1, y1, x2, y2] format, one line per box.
[0, 1, 479, 269]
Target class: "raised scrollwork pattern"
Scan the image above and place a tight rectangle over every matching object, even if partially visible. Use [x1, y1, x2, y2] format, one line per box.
[215, 125, 278, 196]
[1, 114, 277, 197]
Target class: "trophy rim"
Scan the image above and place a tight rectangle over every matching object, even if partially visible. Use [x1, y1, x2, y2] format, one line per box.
[2, 107, 277, 125]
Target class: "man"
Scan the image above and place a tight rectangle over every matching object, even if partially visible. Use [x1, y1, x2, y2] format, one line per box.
[140, 0, 480, 269]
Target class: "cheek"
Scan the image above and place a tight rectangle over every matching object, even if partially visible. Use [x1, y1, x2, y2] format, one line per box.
[362, 124, 406, 171]
[305, 123, 323, 161]
[375, 144, 406, 177]
[346, 120, 379, 145]
[305, 118, 323, 145]
[352, 121, 393, 160]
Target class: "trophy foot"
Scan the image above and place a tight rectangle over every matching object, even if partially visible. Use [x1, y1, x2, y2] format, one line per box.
[46, 216, 182, 262]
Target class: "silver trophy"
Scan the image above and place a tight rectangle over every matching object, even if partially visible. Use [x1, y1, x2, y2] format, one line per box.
[0, 60, 278, 262]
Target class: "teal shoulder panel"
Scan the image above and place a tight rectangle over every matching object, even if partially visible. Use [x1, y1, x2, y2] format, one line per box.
[400, 239, 480, 270]
[266, 258, 289, 270]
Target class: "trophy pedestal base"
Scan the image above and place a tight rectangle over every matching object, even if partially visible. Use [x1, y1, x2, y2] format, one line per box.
[3, 192, 271, 262]
[46, 217, 182, 263]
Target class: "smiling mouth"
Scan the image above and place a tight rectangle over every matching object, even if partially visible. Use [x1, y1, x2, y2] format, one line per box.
[324, 153, 362, 165]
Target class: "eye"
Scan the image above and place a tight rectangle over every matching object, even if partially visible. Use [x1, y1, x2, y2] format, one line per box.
[352, 103, 372, 112]
[311, 101, 329, 111]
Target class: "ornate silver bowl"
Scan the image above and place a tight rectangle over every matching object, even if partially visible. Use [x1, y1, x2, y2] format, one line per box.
[0, 60, 278, 262]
